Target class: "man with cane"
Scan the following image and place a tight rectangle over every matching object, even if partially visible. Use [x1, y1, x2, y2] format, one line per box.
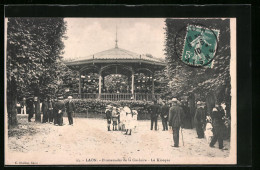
[168, 98, 184, 147]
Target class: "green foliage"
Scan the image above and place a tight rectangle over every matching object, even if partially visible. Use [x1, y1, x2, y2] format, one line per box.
[7, 18, 67, 126]
[64, 99, 153, 115]
[164, 19, 231, 105]
[7, 18, 67, 99]
[104, 74, 129, 93]
[154, 69, 171, 99]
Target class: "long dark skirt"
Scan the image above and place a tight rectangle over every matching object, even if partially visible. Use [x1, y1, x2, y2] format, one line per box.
[57, 113, 63, 126]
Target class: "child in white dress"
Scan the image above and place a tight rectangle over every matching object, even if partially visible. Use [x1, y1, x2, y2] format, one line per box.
[132, 110, 138, 131]
[124, 106, 133, 135]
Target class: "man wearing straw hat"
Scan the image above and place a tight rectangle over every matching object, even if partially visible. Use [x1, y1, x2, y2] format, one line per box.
[65, 96, 76, 126]
[149, 99, 160, 131]
[209, 105, 228, 150]
[194, 101, 206, 138]
[168, 98, 184, 147]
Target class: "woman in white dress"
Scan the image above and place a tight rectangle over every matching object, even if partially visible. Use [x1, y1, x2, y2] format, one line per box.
[118, 107, 125, 131]
[124, 106, 133, 135]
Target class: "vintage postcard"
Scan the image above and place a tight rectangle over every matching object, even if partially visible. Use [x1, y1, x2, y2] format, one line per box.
[5, 17, 236, 165]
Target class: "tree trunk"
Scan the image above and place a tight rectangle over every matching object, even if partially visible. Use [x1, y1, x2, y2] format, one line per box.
[206, 92, 216, 115]
[7, 77, 18, 128]
[35, 98, 41, 122]
[188, 93, 195, 128]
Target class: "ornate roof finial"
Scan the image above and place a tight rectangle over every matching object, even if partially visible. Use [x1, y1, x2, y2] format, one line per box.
[115, 25, 118, 48]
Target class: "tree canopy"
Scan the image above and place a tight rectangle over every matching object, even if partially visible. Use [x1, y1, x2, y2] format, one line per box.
[164, 19, 231, 108]
[7, 18, 67, 100]
[7, 17, 67, 126]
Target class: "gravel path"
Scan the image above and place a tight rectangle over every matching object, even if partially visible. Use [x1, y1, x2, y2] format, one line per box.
[6, 114, 232, 165]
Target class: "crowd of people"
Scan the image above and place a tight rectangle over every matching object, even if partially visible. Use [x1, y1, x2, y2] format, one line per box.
[103, 97, 230, 151]
[155, 98, 229, 150]
[105, 105, 138, 135]
[17, 95, 76, 126]
[17, 95, 230, 150]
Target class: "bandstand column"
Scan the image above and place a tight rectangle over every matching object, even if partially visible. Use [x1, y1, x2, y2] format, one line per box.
[102, 75, 105, 91]
[98, 71, 102, 99]
[152, 73, 155, 99]
[131, 72, 135, 97]
[78, 71, 82, 99]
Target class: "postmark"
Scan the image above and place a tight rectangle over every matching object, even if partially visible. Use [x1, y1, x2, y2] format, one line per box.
[180, 25, 220, 67]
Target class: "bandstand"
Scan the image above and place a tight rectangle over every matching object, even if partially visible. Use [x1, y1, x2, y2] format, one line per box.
[64, 41, 166, 101]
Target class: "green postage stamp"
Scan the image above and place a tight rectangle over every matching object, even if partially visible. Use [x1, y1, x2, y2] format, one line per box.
[182, 25, 220, 67]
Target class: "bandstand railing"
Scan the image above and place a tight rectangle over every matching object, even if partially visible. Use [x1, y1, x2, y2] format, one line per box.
[72, 93, 160, 101]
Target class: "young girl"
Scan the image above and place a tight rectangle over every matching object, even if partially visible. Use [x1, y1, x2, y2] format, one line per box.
[105, 105, 112, 131]
[112, 107, 118, 131]
[117, 107, 123, 131]
[124, 106, 133, 135]
[204, 115, 213, 144]
[132, 109, 138, 132]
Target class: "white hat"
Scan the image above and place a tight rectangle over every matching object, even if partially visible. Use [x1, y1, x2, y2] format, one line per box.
[68, 96, 73, 99]
[132, 110, 138, 115]
[212, 108, 218, 112]
[171, 98, 177, 102]
[123, 106, 131, 114]
[197, 101, 202, 105]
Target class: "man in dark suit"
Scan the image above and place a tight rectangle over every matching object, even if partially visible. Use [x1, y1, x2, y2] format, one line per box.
[34, 96, 41, 122]
[161, 101, 169, 131]
[181, 100, 192, 129]
[194, 101, 206, 138]
[27, 97, 34, 122]
[149, 100, 161, 130]
[55, 96, 65, 126]
[48, 97, 54, 123]
[105, 105, 112, 131]
[210, 105, 228, 150]
[65, 96, 76, 126]
[168, 98, 184, 147]
[42, 98, 49, 123]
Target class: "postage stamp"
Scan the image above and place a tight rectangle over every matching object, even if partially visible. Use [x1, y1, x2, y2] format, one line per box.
[181, 25, 220, 67]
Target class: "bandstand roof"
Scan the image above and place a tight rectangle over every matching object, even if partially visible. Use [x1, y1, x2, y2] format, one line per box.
[64, 46, 166, 68]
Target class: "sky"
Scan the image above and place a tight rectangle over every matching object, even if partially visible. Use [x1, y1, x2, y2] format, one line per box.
[63, 18, 166, 60]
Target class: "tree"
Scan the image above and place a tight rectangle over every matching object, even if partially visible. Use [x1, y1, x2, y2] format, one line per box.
[7, 18, 67, 126]
[164, 19, 231, 114]
[154, 69, 171, 99]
